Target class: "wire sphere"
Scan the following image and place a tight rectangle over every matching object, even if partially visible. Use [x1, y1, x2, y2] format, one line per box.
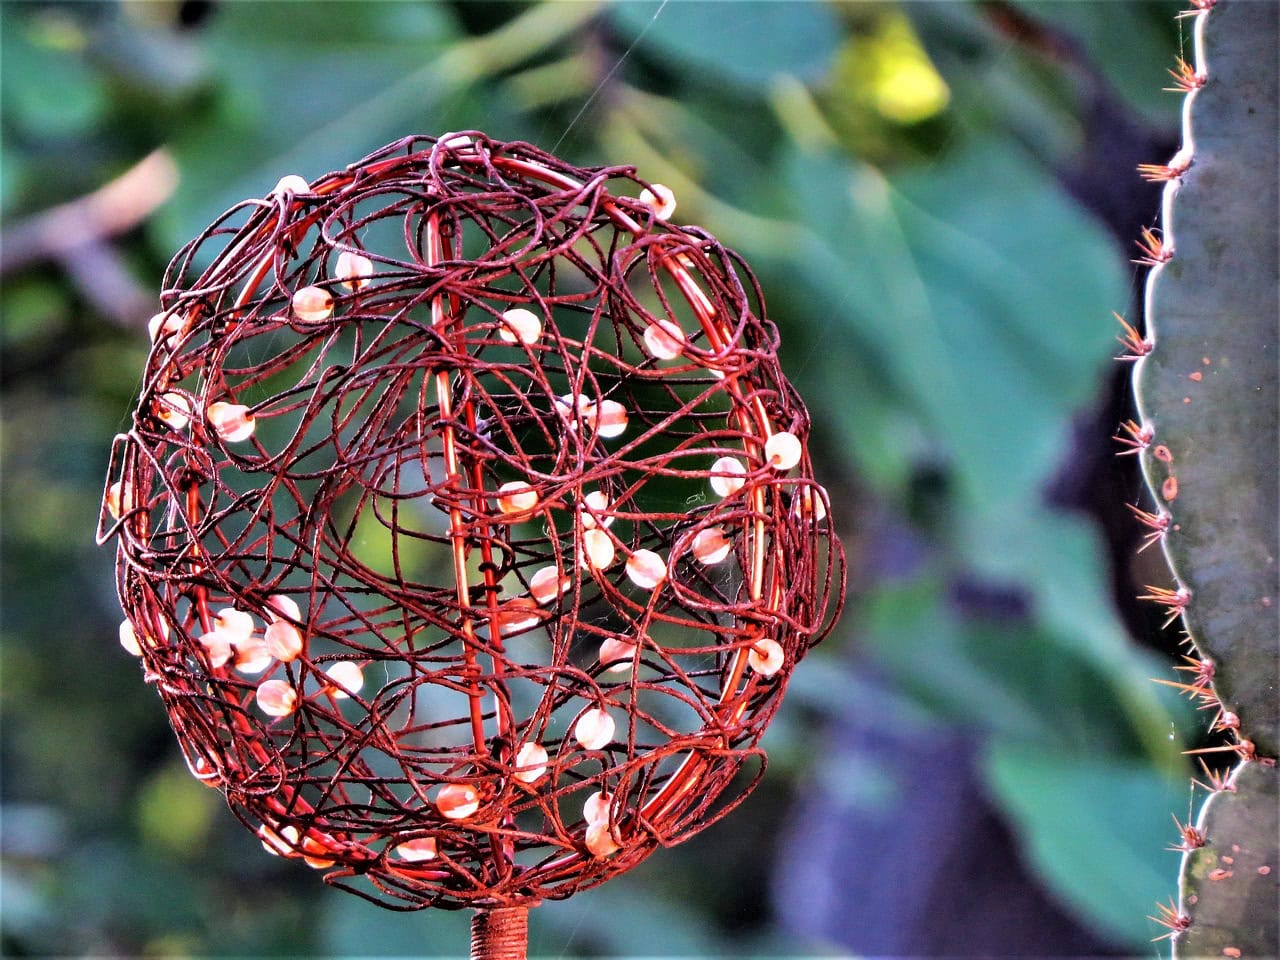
[100, 133, 844, 910]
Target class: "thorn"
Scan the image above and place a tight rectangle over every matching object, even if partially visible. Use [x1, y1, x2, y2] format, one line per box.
[1165, 57, 1206, 92]
[1177, 0, 1215, 18]
[1184, 738, 1256, 762]
[1114, 419, 1154, 455]
[1147, 897, 1191, 941]
[1139, 157, 1191, 182]
[1191, 758, 1235, 794]
[1138, 584, 1191, 628]
[1127, 503, 1170, 553]
[1134, 227, 1174, 265]
[1168, 812, 1206, 852]
[1113, 312, 1152, 360]
[1151, 676, 1217, 706]
[1171, 653, 1214, 691]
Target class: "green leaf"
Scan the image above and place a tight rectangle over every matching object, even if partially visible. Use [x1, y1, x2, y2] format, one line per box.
[609, 0, 841, 92]
[985, 744, 1186, 945]
[0, 9, 108, 139]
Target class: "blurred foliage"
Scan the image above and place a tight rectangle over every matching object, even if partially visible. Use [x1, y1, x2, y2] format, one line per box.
[1, 0, 1200, 956]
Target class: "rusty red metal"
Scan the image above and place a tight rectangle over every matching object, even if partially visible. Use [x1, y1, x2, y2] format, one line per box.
[99, 133, 844, 911]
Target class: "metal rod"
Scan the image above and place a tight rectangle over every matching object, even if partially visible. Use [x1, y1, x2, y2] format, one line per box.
[470, 906, 529, 960]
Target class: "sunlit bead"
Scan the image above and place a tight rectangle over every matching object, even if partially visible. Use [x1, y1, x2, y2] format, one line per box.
[585, 821, 620, 858]
[207, 401, 256, 443]
[264, 620, 304, 662]
[393, 837, 438, 862]
[266, 594, 302, 623]
[765, 431, 802, 471]
[513, 742, 549, 784]
[642, 319, 685, 359]
[793, 484, 828, 523]
[493, 598, 542, 637]
[119, 620, 142, 657]
[498, 308, 542, 345]
[214, 607, 255, 645]
[574, 707, 615, 751]
[335, 250, 373, 291]
[639, 183, 677, 220]
[593, 399, 628, 438]
[105, 480, 133, 520]
[583, 790, 612, 826]
[580, 489, 614, 529]
[529, 566, 567, 606]
[234, 635, 274, 674]
[497, 480, 538, 514]
[324, 660, 364, 698]
[292, 285, 334, 323]
[625, 549, 667, 590]
[748, 638, 785, 677]
[581, 528, 616, 570]
[691, 526, 731, 565]
[155, 392, 192, 431]
[709, 456, 746, 497]
[436, 783, 480, 820]
[599, 636, 637, 675]
[272, 175, 311, 196]
[198, 630, 235, 668]
[259, 822, 300, 856]
[148, 310, 184, 344]
[300, 834, 336, 869]
[256, 678, 298, 717]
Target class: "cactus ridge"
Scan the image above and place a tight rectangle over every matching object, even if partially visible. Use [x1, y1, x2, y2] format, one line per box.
[1125, 0, 1279, 954]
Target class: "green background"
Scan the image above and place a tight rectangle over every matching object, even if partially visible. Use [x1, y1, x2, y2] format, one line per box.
[1, 1, 1210, 956]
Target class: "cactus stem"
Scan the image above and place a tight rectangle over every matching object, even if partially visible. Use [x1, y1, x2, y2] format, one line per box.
[1134, 226, 1174, 266]
[1148, 897, 1193, 941]
[1114, 418, 1154, 454]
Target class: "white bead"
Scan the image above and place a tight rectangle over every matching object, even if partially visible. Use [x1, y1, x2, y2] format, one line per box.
[593, 399, 628, 438]
[529, 566, 566, 606]
[393, 837, 438, 862]
[574, 707, 615, 751]
[691, 526, 731, 564]
[256, 679, 297, 717]
[272, 175, 311, 196]
[214, 608, 255, 644]
[264, 620, 303, 661]
[198, 630, 234, 668]
[748, 638, 785, 677]
[580, 490, 614, 529]
[207, 401, 256, 443]
[765, 431, 802, 471]
[585, 821, 620, 858]
[581, 529, 616, 570]
[599, 636, 637, 674]
[292, 285, 334, 323]
[709, 456, 746, 498]
[148, 310, 184, 344]
[155, 392, 192, 431]
[498, 308, 542, 345]
[436, 783, 480, 819]
[492, 598, 542, 637]
[119, 620, 142, 657]
[583, 790, 612, 825]
[266, 594, 302, 623]
[513, 742, 549, 784]
[625, 549, 667, 590]
[497, 480, 538, 514]
[642, 319, 685, 359]
[639, 183, 677, 220]
[325, 660, 364, 698]
[234, 636, 273, 674]
[335, 250, 373, 291]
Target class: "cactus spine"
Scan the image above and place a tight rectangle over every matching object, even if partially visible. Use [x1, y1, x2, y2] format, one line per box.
[1130, 0, 1278, 955]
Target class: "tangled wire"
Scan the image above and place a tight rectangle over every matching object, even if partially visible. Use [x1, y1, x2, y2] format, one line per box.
[100, 133, 844, 910]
